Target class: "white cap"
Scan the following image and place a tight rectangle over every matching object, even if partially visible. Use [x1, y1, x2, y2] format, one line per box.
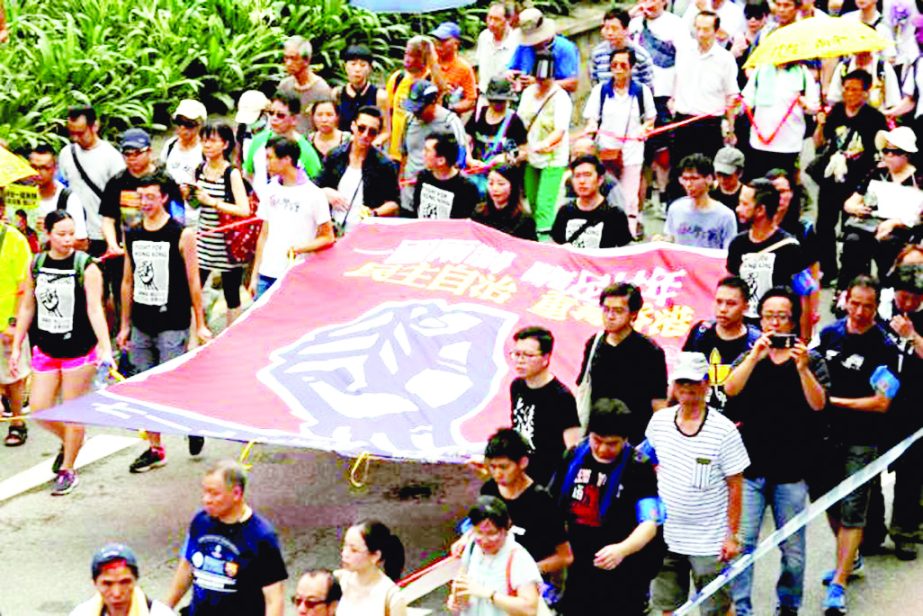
[235, 90, 270, 125]
[671, 352, 709, 382]
[172, 99, 208, 122]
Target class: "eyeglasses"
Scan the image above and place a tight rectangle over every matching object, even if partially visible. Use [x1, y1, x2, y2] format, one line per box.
[175, 117, 199, 128]
[355, 124, 380, 137]
[291, 595, 328, 608]
[882, 147, 906, 155]
[679, 175, 705, 183]
[269, 109, 290, 118]
[122, 148, 150, 157]
[509, 350, 544, 360]
[761, 312, 792, 322]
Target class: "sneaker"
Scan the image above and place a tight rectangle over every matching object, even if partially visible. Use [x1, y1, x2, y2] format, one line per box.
[895, 541, 918, 561]
[823, 583, 847, 615]
[51, 470, 79, 496]
[51, 446, 65, 474]
[188, 435, 205, 456]
[776, 607, 799, 616]
[129, 447, 166, 473]
[821, 555, 864, 585]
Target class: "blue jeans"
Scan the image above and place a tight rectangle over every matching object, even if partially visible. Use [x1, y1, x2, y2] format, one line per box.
[731, 477, 807, 615]
[255, 274, 277, 299]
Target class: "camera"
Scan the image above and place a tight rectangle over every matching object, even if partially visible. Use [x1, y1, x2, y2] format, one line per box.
[769, 333, 797, 349]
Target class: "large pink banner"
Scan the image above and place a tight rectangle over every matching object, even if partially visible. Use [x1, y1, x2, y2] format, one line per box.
[38, 220, 728, 462]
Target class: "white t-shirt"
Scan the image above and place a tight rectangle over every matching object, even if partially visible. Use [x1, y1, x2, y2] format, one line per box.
[742, 64, 819, 153]
[58, 141, 126, 240]
[583, 82, 656, 165]
[335, 570, 405, 616]
[38, 183, 88, 241]
[664, 197, 738, 249]
[335, 164, 365, 233]
[645, 405, 750, 556]
[160, 137, 204, 186]
[256, 178, 331, 279]
[842, 10, 896, 59]
[900, 59, 923, 118]
[476, 27, 522, 92]
[628, 12, 693, 97]
[459, 536, 543, 616]
[673, 41, 740, 116]
[682, 0, 746, 42]
[826, 57, 902, 110]
[518, 85, 573, 168]
[883, 0, 920, 66]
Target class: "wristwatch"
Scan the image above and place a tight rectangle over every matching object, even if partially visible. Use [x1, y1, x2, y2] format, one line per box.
[7, 317, 16, 327]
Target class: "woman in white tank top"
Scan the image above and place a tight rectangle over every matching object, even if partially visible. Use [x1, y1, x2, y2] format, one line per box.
[335, 520, 407, 616]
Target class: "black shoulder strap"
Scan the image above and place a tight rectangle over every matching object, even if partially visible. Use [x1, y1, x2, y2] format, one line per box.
[165, 137, 178, 160]
[565, 215, 596, 245]
[56, 187, 72, 211]
[69, 145, 104, 199]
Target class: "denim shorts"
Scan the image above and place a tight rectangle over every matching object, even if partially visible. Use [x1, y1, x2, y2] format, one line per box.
[838, 445, 878, 528]
[129, 328, 188, 373]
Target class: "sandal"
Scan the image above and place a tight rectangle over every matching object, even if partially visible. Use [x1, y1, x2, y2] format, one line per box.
[4, 423, 27, 447]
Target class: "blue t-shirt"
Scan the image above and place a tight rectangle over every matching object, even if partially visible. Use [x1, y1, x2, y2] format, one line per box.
[183, 510, 288, 616]
[664, 198, 738, 249]
[508, 35, 579, 81]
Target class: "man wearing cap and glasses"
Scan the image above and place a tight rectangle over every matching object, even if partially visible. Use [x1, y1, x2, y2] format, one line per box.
[507, 8, 579, 94]
[431, 21, 478, 116]
[69, 543, 174, 616]
[645, 351, 750, 616]
[332, 45, 389, 132]
[317, 105, 400, 233]
[292, 570, 341, 616]
[279, 35, 333, 134]
[398, 79, 467, 216]
[710, 146, 745, 211]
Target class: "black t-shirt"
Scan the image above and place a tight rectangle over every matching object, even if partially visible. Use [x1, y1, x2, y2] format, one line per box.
[125, 217, 192, 335]
[551, 202, 632, 249]
[682, 320, 760, 413]
[99, 167, 183, 243]
[881, 306, 923, 436]
[822, 102, 887, 187]
[726, 350, 830, 482]
[472, 203, 538, 241]
[465, 109, 528, 162]
[510, 377, 580, 486]
[727, 229, 805, 315]
[578, 331, 668, 443]
[817, 319, 900, 445]
[709, 185, 741, 211]
[412, 170, 479, 219]
[29, 252, 97, 358]
[480, 480, 567, 563]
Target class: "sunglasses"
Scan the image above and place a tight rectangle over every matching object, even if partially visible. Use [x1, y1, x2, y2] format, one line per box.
[269, 109, 290, 119]
[882, 147, 906, 155]
[355, 124, 379, 136]
[291, 595, 328, 608]
[174, 117, 199, 128]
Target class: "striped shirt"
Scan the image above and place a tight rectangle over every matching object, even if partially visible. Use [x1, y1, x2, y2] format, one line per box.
[196, 167, 235, 272]
[645, 405, 749, 556]
[589, 40, 655, 89]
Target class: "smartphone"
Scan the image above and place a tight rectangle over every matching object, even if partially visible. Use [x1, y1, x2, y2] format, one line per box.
[769, 333, 797, 349]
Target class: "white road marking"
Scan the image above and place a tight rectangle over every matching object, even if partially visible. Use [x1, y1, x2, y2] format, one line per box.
[0, 434, 140, 503]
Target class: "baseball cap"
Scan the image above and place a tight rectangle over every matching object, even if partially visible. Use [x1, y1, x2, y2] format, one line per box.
[403, 80, 440, 115]
[235, 90, 270, 125]
[485, 76, 518, 102]
[91, 543, 139, 579]
[431, 22, 461, 40]
[713, 146, 745, 175]
[671, 352, 709, 383]
[119, 128, 151, 152]
[172, 99, 207, 123]
[342, 44, 373, 63]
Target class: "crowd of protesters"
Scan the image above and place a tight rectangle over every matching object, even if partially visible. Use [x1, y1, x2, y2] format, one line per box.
[1, 0, 923, 613]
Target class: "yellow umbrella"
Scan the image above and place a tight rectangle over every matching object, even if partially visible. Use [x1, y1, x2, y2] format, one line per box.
[743, 16, 891, 69]
[0, 145, 37, 187]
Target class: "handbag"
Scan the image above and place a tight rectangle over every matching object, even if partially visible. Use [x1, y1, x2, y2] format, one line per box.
[575, 332, 604, 430]
[198, 163, 262, 264]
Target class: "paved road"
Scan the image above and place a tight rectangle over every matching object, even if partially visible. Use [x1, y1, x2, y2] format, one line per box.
[0, 425, 921, 615]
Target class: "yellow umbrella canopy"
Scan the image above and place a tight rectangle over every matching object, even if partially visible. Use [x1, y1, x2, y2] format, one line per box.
[743, 16, 892, 69]
[0, 146, 37, 187]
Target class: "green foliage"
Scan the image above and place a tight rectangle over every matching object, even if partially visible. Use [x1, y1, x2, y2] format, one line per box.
[0, 0, 576, 149]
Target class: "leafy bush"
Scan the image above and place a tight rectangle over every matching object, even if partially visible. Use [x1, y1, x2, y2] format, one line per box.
[0, 0, 576, 149]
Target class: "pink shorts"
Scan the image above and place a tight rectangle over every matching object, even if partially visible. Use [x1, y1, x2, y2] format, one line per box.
[31, 346, 98, 373]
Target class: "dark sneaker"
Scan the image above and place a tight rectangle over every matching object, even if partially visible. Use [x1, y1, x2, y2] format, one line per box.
[51, 470, 79, 496]
[823, 583, 847, 615]
[776, 607, 799, 616]
[51, 446, 65, 474]
[188, 435, 205, 456]
[129, 448, 166, 473]
[895, 541, 918, 561]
